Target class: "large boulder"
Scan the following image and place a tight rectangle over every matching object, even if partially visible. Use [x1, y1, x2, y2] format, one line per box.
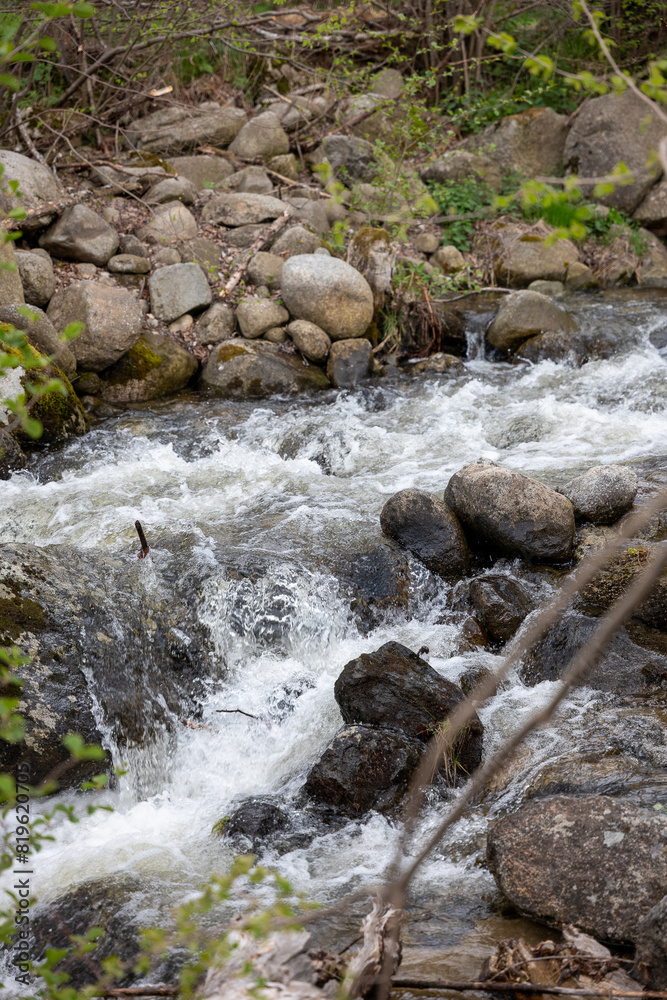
[47, 281, 144, 371]
[15, 249, 55, 308]
[96, 331, 197, 403]
[0, 304, 75, 376]
[326, 338, 372, 388]
[380, 488, 470, 578]
[559, 465, 638, 524]
[0, 149, 61, 209]
[303, 723, 425, 817]
[487, 795, 667, 944]
[318, 134, 379, 185]
[487, 290, 578, 353]
[281, 255, 373, 340]
[126, 104, 247, 154]
[202, 192, 287, 227]
[521, 610, 667, 696]
[201, 339, 330, 398]
[459, 108, 568, 178]
[0, 238, 25, 307]
[444, 463, 575, 562]
[564, 90, 667, 213]
[487, 223, 580, 287]
[137, 202, 198, 244]
[229, 111, 290, 160]
[148, 262, 212, 323]
[420, 150, 502, 190]
[1, 345, 87, 445]
[39, 204, 119, 267]
[0, 542, 210, 789]
[334, 641, 483, 776]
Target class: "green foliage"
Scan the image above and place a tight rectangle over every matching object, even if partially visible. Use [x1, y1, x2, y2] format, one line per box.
[427, 176, 496, 251]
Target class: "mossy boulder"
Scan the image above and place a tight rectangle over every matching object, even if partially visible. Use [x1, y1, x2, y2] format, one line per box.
[577, 542, 667, 632]
[201, 338, 330, 398]
[97, 331, 197, 403]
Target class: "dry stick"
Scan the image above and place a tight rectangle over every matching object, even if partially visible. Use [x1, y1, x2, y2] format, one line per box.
[11, 99, 48, 168]
[99, 989, 178, 998]
[390, 981, 667, 998]
[215, 708, 260, 720]
[220, 209, 291, 298]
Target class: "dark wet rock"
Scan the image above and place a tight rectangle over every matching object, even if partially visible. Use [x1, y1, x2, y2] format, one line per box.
[0, 543, 210, 789]
[521, 611, 667, 696]
[635, 896, 667, 989]
[219, 797, 289, 850]
[201, 339, 330, 398]
[444, 463, 575, 563]
[30, 874, 160, 987]
[487, 795, 667, 944]
[469, 575, 535, 645]
[326, 338, 372, 388]
[577, 542, 667, 631]
[380, 488, 470, 579]
[459, 664, 496, 696]
[97, 331, 198, 403]
[559, 465, 638, 525]
[336, 543, 410, 626]
[487, 291, 578, 354]
[303, 723, 425, 817]
[516, 331, 583, 365]
[334, 641, 483, 776]
[0, 431, 26, 479]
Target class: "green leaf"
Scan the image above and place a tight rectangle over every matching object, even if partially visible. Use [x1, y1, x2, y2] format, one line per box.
[61, 321, 84, 342]
[21, 415, 43, 439]
[62, 734, 106, 760]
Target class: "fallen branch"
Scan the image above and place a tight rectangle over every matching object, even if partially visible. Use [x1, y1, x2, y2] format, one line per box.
[215, 708, 260, 720]
[390, 980, 663, 997]
[99, 988, 178, 998]
[220, 209, 292, 298]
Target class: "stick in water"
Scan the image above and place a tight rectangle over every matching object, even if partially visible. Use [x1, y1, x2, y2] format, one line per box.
[135, 520, 150, 559]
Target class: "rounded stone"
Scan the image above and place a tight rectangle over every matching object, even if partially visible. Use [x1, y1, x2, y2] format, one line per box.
[559, 465, 638, 525]
[287, 319, 331, 362]
[380, 487, 470, 579]
[280, 255, 373, 340]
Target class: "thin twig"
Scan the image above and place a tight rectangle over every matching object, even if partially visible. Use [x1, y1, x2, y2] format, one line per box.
[390, 980, 667, 997]
[215, 708, 260, 720]
[220, 209, 291, 298]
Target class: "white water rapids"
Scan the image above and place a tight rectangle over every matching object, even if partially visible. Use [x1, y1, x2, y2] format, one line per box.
[2, 290, 667, 989]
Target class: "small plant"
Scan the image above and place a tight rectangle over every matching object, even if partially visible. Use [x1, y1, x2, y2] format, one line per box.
[427, 176, 496, 251]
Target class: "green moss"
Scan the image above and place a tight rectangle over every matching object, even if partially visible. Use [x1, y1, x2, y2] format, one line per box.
[211, 816, 229, 837]
[579, 544, 654, 613]
[216, 343, 249, 363]
[349, 227, 390, 262]
[101, 337, 162, 387]
[0, 576, 45, 642]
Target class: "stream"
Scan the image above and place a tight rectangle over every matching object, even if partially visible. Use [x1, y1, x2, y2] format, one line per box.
[2, 289, 667, 994]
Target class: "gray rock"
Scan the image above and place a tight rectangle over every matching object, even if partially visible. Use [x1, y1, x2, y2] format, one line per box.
[444, 463, 575, 562]
[287, 319, 331, 362]
[47, 281, 144, 371]
[39, 204, 119, 267]
[489, 223, 581, 287]
[420, 150, 502, 190]
[97, 331, 197, 403]
[15, 250, 55, 307]
[144, 176, 198, 206]
[634, 896, 667, 989]
[264, 326, 287, 343]
[380, 487, 470, 579]
[202, 192, 287, 227]
[527, 279, 565, 295]
[219, 224, 264, 248]
[516, 331, 582, 365]
[487, 795, 667, 944]
[271, 225, 321, 257]
[148, 263, 212, 323]
[137, 202, 198, 245]
[487, 290, 578, 353]
[236, 297, 289, 339]
[152, 247, 182, 266]
[107, 254, 151, 275]
[564, 90, 667, 213]
[166, 154, 234, 190]
[320, 134, 378, 185]
[303, 723, 425, 817]
[197, 302, 236, 344]
[560, 465, 638, 524]
[334, 641, 483, 776]
[0, 239, 24, 306]
[415, 233, 440, 254]
[179, 237, 222, 280]
[266, 153, 299, 180]
[247, 251, 284, 289]
[326, 338, 373, 387]
[0, 149, 61, 209]
[565, 261, 599, 290]
[371, 68, 404, 99]
[119, 234, 147, 256]
[229, 111, 290, 160]
[634, 177, 667, 228]
[127, 104, 247, 154]
[281, 255, 373, 340]
[201, 339, 330, 397]
[230, 166, 274, 195]
[432, 245, 465, 274]
[460, 108, 568, 179]
[0, 304, 76, 376]
[282, 197, 329, 235]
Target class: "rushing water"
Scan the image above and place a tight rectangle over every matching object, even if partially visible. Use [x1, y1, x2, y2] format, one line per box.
[2, 290, 667, 991]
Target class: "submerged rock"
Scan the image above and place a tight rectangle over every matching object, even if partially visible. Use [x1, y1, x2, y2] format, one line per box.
[334, 641, 483, 776]
[201, 339, 330, 398]
[444, 463, 575, 563]
[559, 465, 638, 525]
[380, 488, 470, 579]
[487, 795, 667, 943]
[219, 797, 289, 851]
[304, 723, 424, 817]
[335, 543, 410, 618]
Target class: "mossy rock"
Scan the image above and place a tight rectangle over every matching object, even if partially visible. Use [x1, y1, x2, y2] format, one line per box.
[97, 330, 198, 403]
[577, 541, 667, 632]
[201, 338, 330, 398]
